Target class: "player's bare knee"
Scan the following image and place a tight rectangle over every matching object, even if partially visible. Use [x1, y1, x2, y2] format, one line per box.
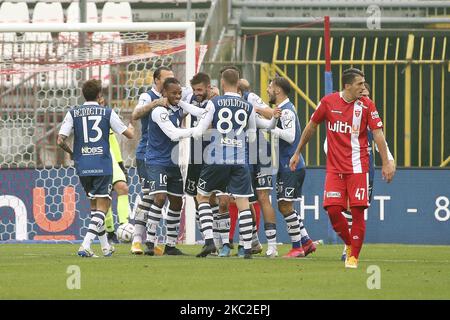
[153, 193, 167, 207]
[196, 193, 209, 204]
[114, 181, 128, 195]
[96, 197, 111, 213]
[218, 196, 229, 213]
[168, 195, 183, 211]
[278, 200, 293, 216]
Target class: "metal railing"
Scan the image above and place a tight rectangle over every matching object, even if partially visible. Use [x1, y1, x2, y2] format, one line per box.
[270, 32, 449, 167]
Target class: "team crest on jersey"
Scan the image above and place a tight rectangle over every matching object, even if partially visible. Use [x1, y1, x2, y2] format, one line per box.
[160, 112, 169, 122]
[198, 178, 206, 190]
[354, 110, 361, 118]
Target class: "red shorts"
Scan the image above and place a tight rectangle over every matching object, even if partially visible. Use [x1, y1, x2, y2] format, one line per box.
[323, 172, 370, 209]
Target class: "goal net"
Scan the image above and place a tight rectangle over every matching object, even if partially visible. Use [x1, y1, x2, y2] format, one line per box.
[0, 22, 200, 244]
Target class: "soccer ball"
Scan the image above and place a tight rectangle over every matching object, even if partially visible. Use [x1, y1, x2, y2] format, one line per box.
[117, 223, 135, 243]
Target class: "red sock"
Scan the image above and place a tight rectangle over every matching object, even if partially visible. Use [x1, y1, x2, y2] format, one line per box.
[252, 202, 261, 230]
[350, 206, 366, 258]
[228, 202, 238, 242]
[327, 205, 351, 246]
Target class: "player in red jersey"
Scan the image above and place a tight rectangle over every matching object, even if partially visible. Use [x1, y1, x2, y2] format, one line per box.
[289, 68, 395, 268]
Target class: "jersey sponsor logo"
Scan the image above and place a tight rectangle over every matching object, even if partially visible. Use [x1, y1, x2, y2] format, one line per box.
[81, 146, 104, 155]
[220, 137, 243, 148]
[149, 181, 156, 191]
[326, 191, 341, 198]
[81, 168, 104, 174]
[328, 121, 352, 134]
[371, 111, 380, 119]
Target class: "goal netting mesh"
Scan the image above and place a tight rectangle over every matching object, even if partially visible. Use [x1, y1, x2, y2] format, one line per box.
[0, 23, 202, 244]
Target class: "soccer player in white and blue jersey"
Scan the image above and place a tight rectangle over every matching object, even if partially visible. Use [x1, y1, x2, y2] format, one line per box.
[267, 77, 317, 258]
[144, 77, 193, 255]
[192, 68, 257, 259]
[58, 79, 134, 257]
[179, 72, 228, 251]
[130, 66, 174, 255]
[238, 79, 281, 258]
[130, 66, 192, 255]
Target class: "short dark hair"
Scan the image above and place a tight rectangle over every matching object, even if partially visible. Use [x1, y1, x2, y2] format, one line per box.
[342, 68, 365, 86]
[163, 77, 180, 90]
[220, 65, 241, 77]
[190, 72, 211, 86]
[153, 66, 172, 80]
[271, 77, 291, 95]
[221, 68, 239, 86]
[82, 79, 102, 101]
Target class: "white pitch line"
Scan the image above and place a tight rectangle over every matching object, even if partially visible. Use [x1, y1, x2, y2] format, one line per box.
[361, 259, 450, 263]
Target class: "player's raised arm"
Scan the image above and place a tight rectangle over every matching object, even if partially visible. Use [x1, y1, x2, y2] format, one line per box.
[151, 106, 193, 141]
[110, 109, 135, 139]
[271, 108, 297, 144]
[255, 111, 278, 129]
[247, 107, 257, 143]
[132, 97, 167, 121]
[372, 128, 396, 183]
[192, 101, 215, 139]
[179, 100, 207, 117]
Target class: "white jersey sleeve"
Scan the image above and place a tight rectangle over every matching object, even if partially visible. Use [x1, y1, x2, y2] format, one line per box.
[271, 109, 296, 144]
[256, 113, 277, 129]
[182, 86, 193, 102]
[192, 101, 215, 139]
[247, 92, 269, 109]
[247, 108, 257, 143]
[110, 110, 128, 135]
[59, 111, 74, 137]
[136, 92, 152, 108]
[179, 100, 207, 117]
[151, 107, 193, 141]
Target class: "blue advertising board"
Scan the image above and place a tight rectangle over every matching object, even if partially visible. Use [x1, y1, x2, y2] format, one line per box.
[0, 168, 449, 244]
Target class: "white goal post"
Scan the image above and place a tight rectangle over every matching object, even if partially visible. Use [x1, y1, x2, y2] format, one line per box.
[0, 22, 197, 244]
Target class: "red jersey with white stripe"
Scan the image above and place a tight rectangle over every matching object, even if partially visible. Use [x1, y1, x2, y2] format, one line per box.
[311, 92, 383, 174]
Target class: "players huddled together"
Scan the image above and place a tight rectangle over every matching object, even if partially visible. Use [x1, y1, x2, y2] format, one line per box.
[58, 65, 395, 268]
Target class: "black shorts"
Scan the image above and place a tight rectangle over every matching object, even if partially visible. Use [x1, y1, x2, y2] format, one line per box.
[136, 158, 150, 191]
[276, 168, 305, 202]
[79, 175, 113, 200]
[197, 164, 253, 198]
[146, 164, 183, 197]
[184, 164, 203, 196]
[249, 165, 272, 203]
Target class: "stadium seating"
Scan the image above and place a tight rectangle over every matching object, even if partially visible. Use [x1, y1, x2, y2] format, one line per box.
[0, 2, 30, 87]
[92, 2, 133, 86]
[21, 2, 64, 87]
[59, 1, 99, 43]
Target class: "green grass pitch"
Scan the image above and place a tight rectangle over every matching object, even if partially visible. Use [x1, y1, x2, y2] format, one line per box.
[0, 243, 449, 299]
